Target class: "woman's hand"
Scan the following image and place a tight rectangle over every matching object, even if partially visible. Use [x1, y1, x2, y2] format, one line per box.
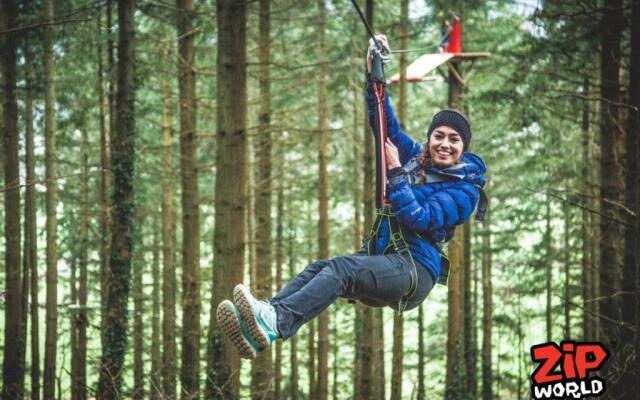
[385, 139, 401, 169]
[366, 34, 391, 73]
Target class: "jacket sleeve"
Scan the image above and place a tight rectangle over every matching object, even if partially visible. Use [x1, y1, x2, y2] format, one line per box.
[365, 82, 422, 164]
[387, 175, 479, 232]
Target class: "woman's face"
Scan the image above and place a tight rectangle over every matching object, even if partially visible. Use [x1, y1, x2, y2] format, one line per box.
[428, 125, 464, 167]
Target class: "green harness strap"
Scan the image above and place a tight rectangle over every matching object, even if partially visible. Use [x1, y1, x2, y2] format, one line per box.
[362, 203, 418, 313]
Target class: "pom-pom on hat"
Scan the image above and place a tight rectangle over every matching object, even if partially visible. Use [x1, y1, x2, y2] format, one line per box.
[427, 109, 471, 151]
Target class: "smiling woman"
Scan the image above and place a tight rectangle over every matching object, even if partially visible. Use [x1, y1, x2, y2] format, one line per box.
[215, 33, 487, 363]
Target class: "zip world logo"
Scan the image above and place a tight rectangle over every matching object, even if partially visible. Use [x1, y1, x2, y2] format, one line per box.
[530, 341, 609, 400]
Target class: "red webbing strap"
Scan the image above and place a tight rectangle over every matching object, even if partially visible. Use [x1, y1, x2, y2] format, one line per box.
[372, 80, 388, 208]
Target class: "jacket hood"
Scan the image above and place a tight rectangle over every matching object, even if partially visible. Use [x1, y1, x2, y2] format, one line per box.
[428, 152, 486, 187]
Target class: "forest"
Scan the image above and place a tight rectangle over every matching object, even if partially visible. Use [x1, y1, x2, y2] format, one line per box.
[1, 0, 639, 399]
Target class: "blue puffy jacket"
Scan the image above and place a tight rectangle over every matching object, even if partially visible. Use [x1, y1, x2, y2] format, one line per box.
[365, 85, 487, 281]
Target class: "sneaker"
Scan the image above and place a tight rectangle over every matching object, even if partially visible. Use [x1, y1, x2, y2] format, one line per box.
[233, 284, 280, 351]
[216, 300, 259, 359]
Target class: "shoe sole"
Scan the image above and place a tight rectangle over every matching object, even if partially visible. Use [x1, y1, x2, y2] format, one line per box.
[233, 284, 270, 351]
[216, 300, 256, 360]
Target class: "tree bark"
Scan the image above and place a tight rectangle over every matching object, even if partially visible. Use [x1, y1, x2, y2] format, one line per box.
[288, 223, 299, 400]
[24, 35, 40, 400]
[445, 61, 465, 400]
[464, 222, 476, 396]
[1, 0, 24, 397]
[581, 77, 594, 340]
[374, 309, 385, 400]
[151, 217, 162, 400]
[598, 1, 625, 395]
[133, 216, 145, 400]
[206, 0, 247, 397]
[72, 117, 89, 400]
[251, 0, 274, 397]
[99, 2, 112, 360]
[70, 249, 78, 400]
[160, 35, 177, 400]
[176, 1, 201, 398]
[315, 1, 330, 399]
[390, 312, 403, 400]
[97, 0, 136, 397]
[481, 207, 492, 400]
[43, 0, 59, 396]
[358, 1, 375, 398]
[626, 0, 640, 395]
[273, 151, 284, 399]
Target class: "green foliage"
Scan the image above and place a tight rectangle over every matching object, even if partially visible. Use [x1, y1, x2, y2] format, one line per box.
[0, 0, 617, 398]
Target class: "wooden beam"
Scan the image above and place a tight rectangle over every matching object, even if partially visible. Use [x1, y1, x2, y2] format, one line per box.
[447, 61, 466, 86]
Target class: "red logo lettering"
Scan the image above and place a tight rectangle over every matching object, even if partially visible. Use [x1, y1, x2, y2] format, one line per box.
[531, 341, 609, 385]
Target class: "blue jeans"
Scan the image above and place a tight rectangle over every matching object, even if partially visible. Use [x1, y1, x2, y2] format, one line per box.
[269, 252, 435, 339]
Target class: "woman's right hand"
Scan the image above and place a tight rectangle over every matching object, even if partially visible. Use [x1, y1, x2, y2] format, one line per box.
[366, 34, 391, 73]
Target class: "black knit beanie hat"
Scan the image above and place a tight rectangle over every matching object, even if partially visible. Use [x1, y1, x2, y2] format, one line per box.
[427, 109, 471, 151]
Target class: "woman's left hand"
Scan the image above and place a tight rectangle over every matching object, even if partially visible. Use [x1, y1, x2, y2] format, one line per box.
[385, 139, 401, 169]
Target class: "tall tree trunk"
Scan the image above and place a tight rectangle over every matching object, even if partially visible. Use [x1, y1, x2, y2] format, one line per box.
[99, 3, 112, 359]
[390, 313, 403, 400]
[308, 320, 316, 400]
[481, 207, 492, 400]
[247, 140, 256, 291]
[305, 206, 316, 400]
[358, 1, 375, 398]
[391, 2, 408, 398]
[133, 216, 145, 400]
[72, 118, 89, 400]
[151, 217, 162, 400]
[97, 0, 136, 397]
[626, 0, 640, 394]
[563, 200, 571, 339]
[581, 77, 594, 340]
[206, 0, 247, 397]
[275, 161, 285, 400]
[545, 197, 552, 342]
[1, 0, 23, 397]
[316, 1, 330, 399]
[176, 1, 201, 398]
[471, 241, 479, 399]
[445, 60, 465, 400]
[70, 248, 79, 400]
[622, 0, 639, 392]
[160, 35, 177, 400]
[374, 309, 385, 400]
[288, 223, 299, 400]
[598, 0, 624, 395]
[251, 0, 274, 397]
[24, 36, 40, 400]
[350, 20, 362, 400]
[464, 222, 476, 396]
[417, 304, 425, 400]
[43, 0, 59, 396]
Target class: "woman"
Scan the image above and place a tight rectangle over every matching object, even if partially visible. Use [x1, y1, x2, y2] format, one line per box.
[217, 36, 487, 359]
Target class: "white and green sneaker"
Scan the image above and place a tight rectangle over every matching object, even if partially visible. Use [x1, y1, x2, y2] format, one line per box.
[216, 300, 261, 360]
[232, 284, 280, 351]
